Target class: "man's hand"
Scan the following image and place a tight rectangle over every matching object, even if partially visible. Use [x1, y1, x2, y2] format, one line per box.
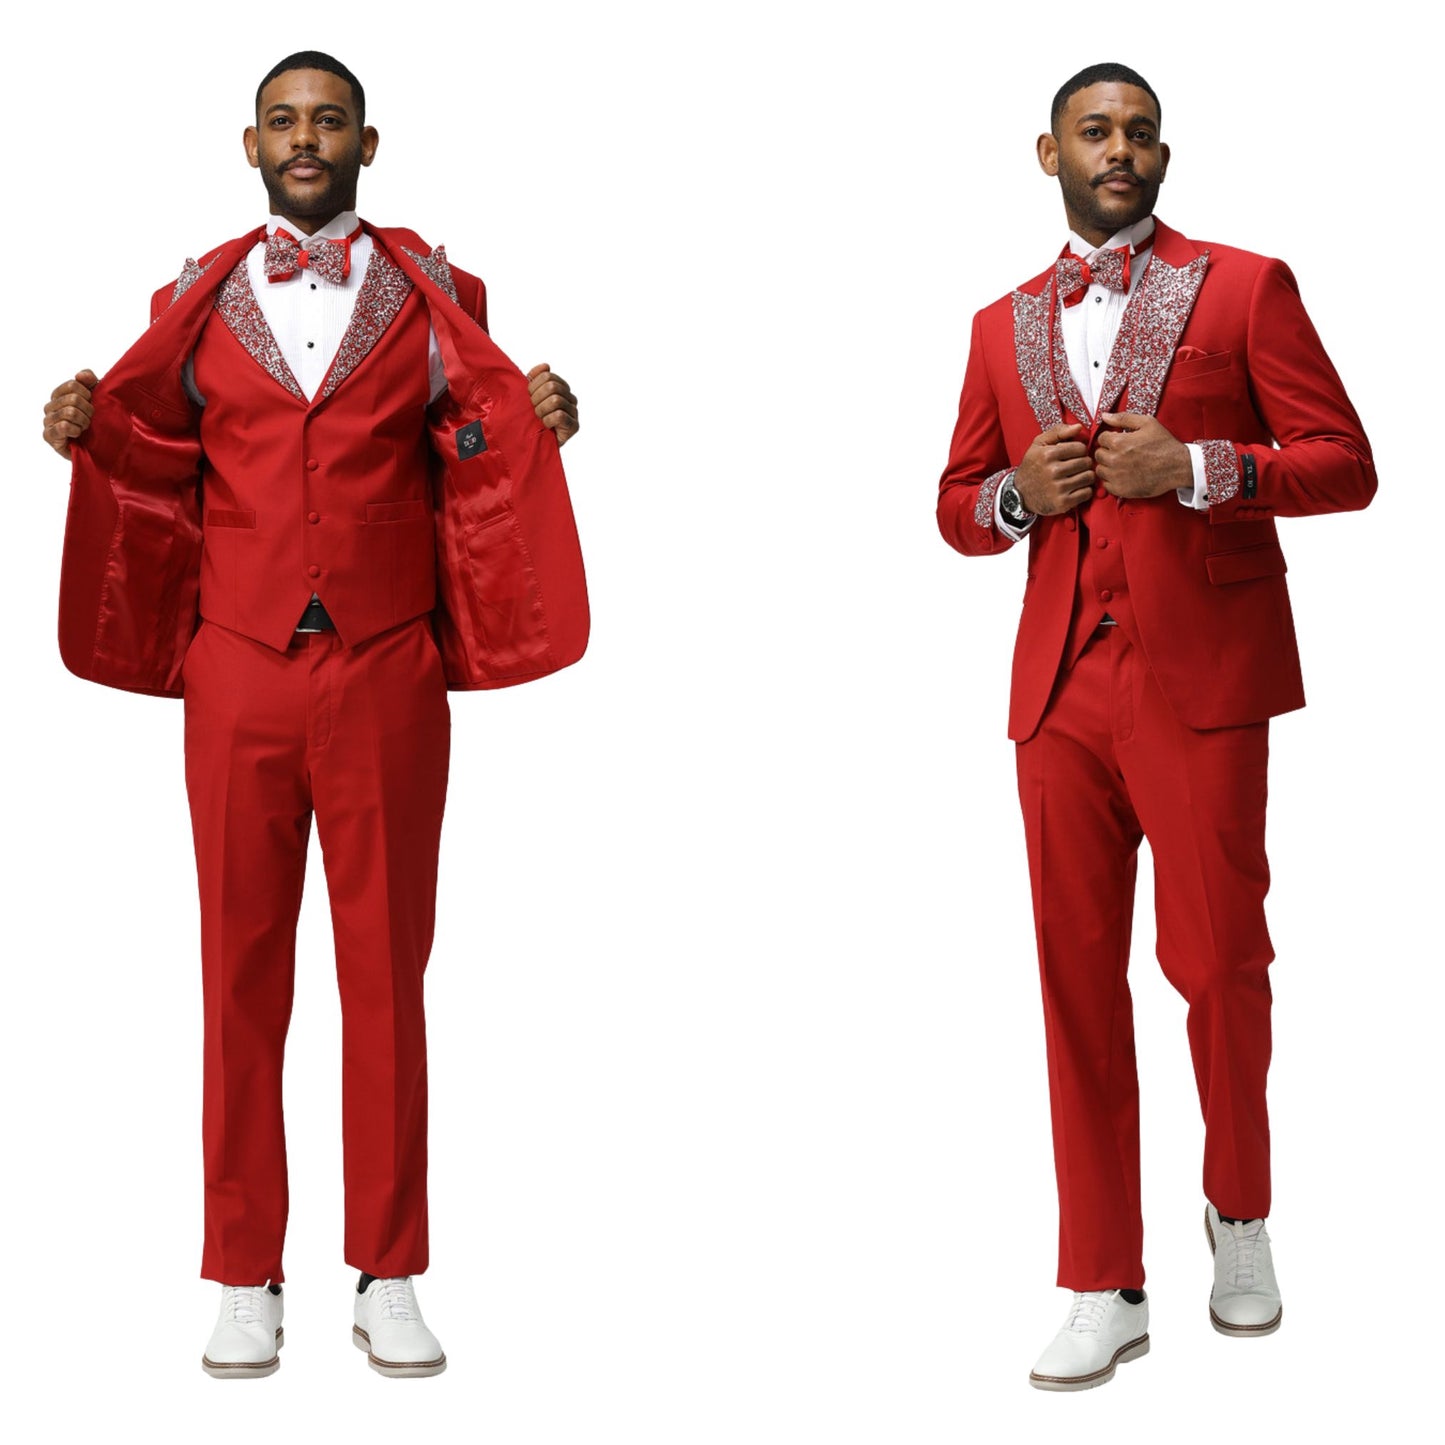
[1013, 423, 1095, 516]
[43, 370, 99, 460]
[526, 363, 578, 446]
[1094, 413, 1192, 499]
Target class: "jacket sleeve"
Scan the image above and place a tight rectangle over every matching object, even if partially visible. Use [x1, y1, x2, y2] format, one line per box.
[1195, 259, 1376, 521]
[937, 310, 1021, 557]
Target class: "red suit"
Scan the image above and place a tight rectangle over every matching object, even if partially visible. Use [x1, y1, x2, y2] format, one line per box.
[937, 220, 1373, 1288]
[57, 224, 589, 1284]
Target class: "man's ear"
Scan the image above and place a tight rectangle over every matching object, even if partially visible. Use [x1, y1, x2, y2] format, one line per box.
[244, 126, 260, 170]
[1037, 132, 1059, 176]
[1159, 141, 1170, 183]
[360, 125, 380, 168]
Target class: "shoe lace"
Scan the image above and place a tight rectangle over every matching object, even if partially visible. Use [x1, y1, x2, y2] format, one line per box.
[223, 1286, 269, 1326]
[373, 1277, 421, 1321]
[1063, 1290, 1114, 1335]
[1225, 1220, 1264, 1289]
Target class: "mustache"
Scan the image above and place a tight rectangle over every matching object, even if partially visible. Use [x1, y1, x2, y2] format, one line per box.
[1092, 169, 1141, 187]
[279, 156, 333, 174]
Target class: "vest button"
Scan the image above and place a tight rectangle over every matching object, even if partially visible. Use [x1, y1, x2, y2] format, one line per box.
[306, 458, 319, 471]
[308, 565, 321, 578]
[308, 511, 320, 524]
[1095, 537, 1109, 549]
[1099, 588, 1113, 603]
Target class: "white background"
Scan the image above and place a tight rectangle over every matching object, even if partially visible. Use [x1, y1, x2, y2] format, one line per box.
[4, 1, 1437, 1439]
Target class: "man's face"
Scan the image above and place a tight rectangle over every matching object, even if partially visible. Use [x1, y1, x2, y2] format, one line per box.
[244, 69, 378, 233]
[1037, 83, 1168, 247]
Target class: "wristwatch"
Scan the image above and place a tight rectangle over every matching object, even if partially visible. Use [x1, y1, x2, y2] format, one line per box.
[999, 476, 1035, 530]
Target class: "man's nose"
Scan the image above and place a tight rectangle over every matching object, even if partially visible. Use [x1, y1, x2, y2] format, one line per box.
[1105, 130, 1135, 166]
[290, 121, 319, 150]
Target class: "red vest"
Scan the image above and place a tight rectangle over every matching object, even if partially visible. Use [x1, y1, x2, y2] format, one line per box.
[191, 266, 437, 650]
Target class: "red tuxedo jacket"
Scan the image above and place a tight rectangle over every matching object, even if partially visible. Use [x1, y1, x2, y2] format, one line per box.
[58, 223, 588, 697]
[937, 220, 1375, 741]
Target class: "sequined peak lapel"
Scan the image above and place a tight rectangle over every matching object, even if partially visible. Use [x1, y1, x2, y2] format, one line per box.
[168, 256, 218, 310]
[215, 262, 304, 400]
[401, 245, 460, 306]
[1095, 251, 1210, 419]
[318, 249, 414, 402]
[1011, 282, 1064, 433]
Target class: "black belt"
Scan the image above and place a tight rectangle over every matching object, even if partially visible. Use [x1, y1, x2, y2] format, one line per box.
[294, 596, 336, 633]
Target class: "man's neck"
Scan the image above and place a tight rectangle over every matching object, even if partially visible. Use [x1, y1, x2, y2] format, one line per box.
[269, 208, 358, 239]
[1066, 215, 1156, 258]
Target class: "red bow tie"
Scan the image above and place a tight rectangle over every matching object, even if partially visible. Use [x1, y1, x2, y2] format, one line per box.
[1056, 245, 1131, 308]
[264, 223, 362, 285]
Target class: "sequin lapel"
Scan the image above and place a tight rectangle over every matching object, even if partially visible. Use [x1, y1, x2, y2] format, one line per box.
[169, 256, 219, 308]
[215, 262, 304, 400]
[1095, 251, 1210, 418]
[1011, 283, 1064, 433]
[317, 249, 414, 402]
[401, 245, 459, 305]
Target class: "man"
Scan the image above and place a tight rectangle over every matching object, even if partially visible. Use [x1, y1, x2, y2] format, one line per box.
[936, 62, 1374, 1391]
[41, 51, 589, 1380]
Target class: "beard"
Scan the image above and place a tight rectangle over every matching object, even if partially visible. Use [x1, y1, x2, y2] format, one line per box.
[260, 151, 362, 224]
[1057, 161, 1160, 241]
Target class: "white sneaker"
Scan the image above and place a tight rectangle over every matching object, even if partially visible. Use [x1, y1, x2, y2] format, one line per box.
[1206, 1203, 1283, 1336]
[201, 1285, 284, 1379]
[353, 1276, 447, 1377]
[1028, 1289, 1150, 1392]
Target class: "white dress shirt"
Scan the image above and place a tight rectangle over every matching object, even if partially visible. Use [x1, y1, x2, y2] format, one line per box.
[995, 215, 1208, 540]
[182, 210, 448, 405]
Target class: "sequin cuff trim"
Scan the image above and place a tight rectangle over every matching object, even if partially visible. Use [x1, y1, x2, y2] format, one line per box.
[975, 467, 1017, 530]
[1198, 439, 1240, 505]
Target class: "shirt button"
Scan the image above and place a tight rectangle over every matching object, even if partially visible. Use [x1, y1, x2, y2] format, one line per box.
[1093, 360, 1100, 368]
[306, 341, 315, 349]
[1095, 537, 1109, 549]
[306, 459, 319, 471]
[308, 511, 320, 524]
[308, 565, 321, 578]
[1099, 588, 1113, 603]
[310, 283, 317, 291]
[1095, 295, 1103, 304]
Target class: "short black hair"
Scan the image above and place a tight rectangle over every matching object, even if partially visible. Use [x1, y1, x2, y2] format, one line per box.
[255, 51, 366, 124]
[1051, 63, 1159, 136]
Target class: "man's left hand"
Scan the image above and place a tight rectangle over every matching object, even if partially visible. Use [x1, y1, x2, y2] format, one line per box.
[527, 364, 578, 446]
[1094, 413, 1191, 498]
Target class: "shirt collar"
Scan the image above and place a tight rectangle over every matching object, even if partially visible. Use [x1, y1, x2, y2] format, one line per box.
[1066, 214, 1156, 259]
[265, 209, 361, 241]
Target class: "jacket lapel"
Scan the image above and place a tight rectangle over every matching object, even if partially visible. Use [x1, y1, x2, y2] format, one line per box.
[215, 263, 306, 400]
[1011, 280, 1064, 432]
[1095, 223, 1210, 417]
[316, 247, 414, 401]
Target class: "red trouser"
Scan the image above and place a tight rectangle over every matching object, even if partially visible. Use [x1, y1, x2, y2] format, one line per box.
[1015, 624, 1273, 1290]
[182, 617, 450, 1285]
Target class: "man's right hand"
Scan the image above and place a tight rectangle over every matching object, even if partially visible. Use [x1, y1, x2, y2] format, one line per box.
[43, 370, 99, 460]
[1013, 423, 1095, 516]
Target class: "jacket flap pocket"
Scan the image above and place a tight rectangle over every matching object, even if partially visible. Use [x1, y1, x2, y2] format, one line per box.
[1206, 544, 1287, 585]
[366, 499, 429, 524]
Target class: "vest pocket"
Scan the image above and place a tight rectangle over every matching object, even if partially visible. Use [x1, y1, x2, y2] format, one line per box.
[366, 499, 429, 524]
[205, 508, 255, 529]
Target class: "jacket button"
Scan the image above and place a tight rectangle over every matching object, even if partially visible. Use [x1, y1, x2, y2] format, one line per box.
[1095, 537, 1109, 549]
[308, 511, 320, 524]
[306, 458, 319, 471]
[308, 565, 320, 578]
[1099, 588, 1113, 603]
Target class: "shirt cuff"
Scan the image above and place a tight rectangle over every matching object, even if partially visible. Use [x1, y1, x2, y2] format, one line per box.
[1177, 443, 1209, 510]
[991, 468, 1035, 541]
